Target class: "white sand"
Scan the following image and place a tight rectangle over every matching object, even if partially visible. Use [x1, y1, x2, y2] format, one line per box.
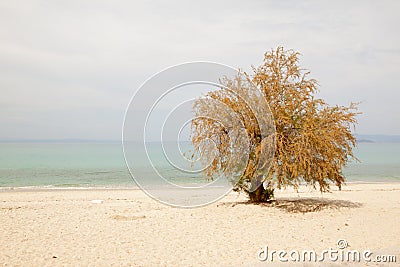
[1, 183, 399, 266]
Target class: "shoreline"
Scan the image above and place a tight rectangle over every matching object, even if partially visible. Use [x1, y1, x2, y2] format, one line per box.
[1, 180, 400, 193]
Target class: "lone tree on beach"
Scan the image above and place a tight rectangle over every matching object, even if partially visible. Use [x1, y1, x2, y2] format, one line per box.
[190, 47, 359, 203]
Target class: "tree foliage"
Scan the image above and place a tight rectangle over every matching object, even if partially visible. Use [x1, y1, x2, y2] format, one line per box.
[191, 47, 359, 202]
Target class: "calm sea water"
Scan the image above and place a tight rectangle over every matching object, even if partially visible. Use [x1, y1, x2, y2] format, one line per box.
[0, 142, 399, 188]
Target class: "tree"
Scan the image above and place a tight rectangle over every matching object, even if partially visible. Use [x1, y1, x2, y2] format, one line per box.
[190, 47, 359, 203]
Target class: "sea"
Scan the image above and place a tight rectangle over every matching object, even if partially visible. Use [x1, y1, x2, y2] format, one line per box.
[0, 142, 399, 188]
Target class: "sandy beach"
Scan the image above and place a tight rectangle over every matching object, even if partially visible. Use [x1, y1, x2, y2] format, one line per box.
[1, 183, 399, 266]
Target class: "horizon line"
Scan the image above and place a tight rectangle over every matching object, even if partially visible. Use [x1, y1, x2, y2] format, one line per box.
[1, 134, 400, 143]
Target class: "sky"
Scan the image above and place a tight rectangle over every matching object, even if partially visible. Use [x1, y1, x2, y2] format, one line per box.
[1, 0, 399, 140]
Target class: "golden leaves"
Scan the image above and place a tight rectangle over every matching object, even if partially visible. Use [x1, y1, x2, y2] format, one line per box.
[191, 47, 358, 195]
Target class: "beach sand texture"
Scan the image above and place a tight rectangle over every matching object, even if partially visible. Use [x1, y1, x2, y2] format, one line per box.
[1, 183, 399, 266]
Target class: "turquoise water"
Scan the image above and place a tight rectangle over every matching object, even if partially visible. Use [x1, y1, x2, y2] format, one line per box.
[344, 143, 400, 182]
[0, 142, 399, 187]
[0, 143, 130, 187]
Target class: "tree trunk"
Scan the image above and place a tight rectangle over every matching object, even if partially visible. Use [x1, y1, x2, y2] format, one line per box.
[248, 185, 274, 203]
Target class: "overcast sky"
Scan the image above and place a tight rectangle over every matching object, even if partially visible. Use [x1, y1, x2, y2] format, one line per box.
[1, 0, 399, 140]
